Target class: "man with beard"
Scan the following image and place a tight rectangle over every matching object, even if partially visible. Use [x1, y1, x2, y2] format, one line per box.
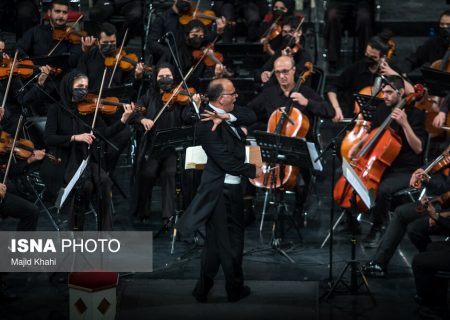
[147, 0, 227, 65]
[16, 0, 82, 67]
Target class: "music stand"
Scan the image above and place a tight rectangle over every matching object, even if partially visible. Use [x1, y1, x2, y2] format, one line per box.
[353, 93, 384, 121]
[420, 67, 450, 97]
[324, 158, 376, 301]
[150, 126, 195, 254]
[247, 131, 321, 263]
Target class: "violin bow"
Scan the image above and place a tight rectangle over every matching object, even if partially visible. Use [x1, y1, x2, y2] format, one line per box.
[90, 68, 108, 142]
[194, 0, 201, 18]
[108, 28, 129, 88]
[2, 115, 23, 185]
[0, 50, 19, 120]
[48, 14, 84, 56]
[150, 38, 219, 127]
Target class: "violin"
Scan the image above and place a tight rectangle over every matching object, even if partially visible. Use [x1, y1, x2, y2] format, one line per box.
[52, 27, 87, 44]
[0, 58, 62, 79]
[412, 145, 450, 188]
[192, 47, 224, 68]
[77, 93, 146, 115]
[416, 191, 450, 213]
[179, 7, 235, 26]
[161, 87, 196, 106]
[261, 16, 283, 54]
[104, 49, 152, 72]
[0, 131, 61, 163]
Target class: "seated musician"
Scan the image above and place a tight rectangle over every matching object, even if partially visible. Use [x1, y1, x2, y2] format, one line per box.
[78, 22, 143, 174]
[247, 55, 335, 219]
[326, 30, 413, 122]
[128, 63, 193, 228]
[41, 70, 134, 230]
[257, 16, 312, 86]
[363, 157, 450, 277]
[432, 93, 449, 129]
[16, 0, 82, 67]
[410, 199, 450, 320]
[147, 0, 226, 65]
[347, 75, 427, 248]
[403, 10, 450, 76]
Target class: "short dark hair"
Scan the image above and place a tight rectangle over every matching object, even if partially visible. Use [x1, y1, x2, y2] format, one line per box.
[51, 0, 70, 9]
[368, 29, 393, 55]
[206, 81, 225, 102]
[99, 22, 117, 38]
[440, 10, 450, 21]
[281, 16, 300, 29]
[384, 75, 404, 91]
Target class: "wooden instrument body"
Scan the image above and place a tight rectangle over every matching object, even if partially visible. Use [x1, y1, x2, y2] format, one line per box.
[340, 119, 371, 162]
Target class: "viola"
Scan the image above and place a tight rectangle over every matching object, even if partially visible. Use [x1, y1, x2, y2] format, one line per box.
[77, 93, 146, 115]
[0, 131, 61, 163]
[333, 85, 426, 212]
[250, 62, 314, 190]
[104, 49, 152, 72]
[52, 27, 87, 44]
[161, 87, 197, 106]
[0, 58, 62, 79]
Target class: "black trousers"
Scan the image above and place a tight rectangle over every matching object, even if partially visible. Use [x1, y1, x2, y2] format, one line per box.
[324, 2, 372, 63]
[196, 183, 245, 296]
[373, 201, 422, 268]
[136, 154, 176, 220]
[104, 125, 131, 175]
[369, 170, 412, 229]
[0, 192, 39, 231]
[65, 163, 113, 231]
[413, 241, 450, 307]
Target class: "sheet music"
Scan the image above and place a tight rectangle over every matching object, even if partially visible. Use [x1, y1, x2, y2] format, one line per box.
[307, 142, 323, 172]
[185, 145, 262, 169]
[55, 157, 90, 209]
[342, 158, 374, 209]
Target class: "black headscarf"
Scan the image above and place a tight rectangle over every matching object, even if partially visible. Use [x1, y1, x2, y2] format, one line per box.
[59, 70, 88, 109]
[273, 0, 296, 16]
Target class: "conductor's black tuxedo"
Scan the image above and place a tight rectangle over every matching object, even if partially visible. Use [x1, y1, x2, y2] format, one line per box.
[177, 103, 257, 300]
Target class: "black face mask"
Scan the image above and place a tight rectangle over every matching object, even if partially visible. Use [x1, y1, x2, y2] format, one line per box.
[157, 77, 174, 92]
[364, 56, 378, 68]
[176, 1, 191, 14]
[72, 87, 88, 102]
[188, 36, 203, 48]
[272, 9, 285, 19]
[439, 27, 450, 43]
[281, 35, 295, 49]
[100, 43, 116, 56]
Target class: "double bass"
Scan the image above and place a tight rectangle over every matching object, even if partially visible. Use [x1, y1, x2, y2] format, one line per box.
[250, 63, 313, 190]
[333, 85, 426, 212]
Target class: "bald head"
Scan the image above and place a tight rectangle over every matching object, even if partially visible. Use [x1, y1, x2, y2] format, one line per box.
[273, 56, 296, 88]
[207, 78, 237, 112]
[274, 56, 295, 70]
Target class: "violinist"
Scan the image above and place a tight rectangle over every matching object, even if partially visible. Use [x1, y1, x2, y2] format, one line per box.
[433, 93, 450, 129]
[347, 75, 427, 248]
[248, 56, 335, 220]
[363, 149, 450, 277]
[41, 71, 134, 231]
[128, 63, 193, 228]
[147, 0, 226, 65]
[403, 10, 450, 76]
[258, 16, 312, 86]
[326, 30, 414, 122]
[16, 0, 82, 67]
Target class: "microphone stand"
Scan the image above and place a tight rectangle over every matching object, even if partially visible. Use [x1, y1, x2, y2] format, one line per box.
[315, 86, 383, 287]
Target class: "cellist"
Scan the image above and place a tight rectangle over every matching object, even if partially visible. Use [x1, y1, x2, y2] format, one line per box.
[347, 75, 427, 248]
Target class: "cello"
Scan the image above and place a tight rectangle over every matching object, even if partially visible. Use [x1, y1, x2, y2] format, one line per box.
[333, 84, 426, 212]
[249, 62, 313, 190]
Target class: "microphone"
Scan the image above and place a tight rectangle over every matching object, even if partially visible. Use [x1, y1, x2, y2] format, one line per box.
[379, 75, 400, 94]
[157, 32, 171, 43]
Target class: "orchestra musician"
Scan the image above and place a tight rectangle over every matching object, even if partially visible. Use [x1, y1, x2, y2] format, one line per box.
[41, 70, 134, 230]
[16, 0, 82, 67]
[177, 78, 262, 303]
[347, 75, 427, 248]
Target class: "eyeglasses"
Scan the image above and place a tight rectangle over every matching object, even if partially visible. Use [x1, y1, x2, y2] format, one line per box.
[221, 91, 237, 96]
[274, 67, 293, 76]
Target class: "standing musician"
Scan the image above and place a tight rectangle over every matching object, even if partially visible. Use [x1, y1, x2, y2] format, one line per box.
[248, 56, 335, 218]
[128, 63, 193, 228]
[78, 22, 143, 174]
[347, 75, 427, 248]
[326, 30, 413, 122]
[257, 15, 312, 86]
[177, 78, 262, 303]
[147, 0, 226, 65]
[41, 70, 134, 230]
[16, 0, 82, 67]
[363, 152, 450, 277]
